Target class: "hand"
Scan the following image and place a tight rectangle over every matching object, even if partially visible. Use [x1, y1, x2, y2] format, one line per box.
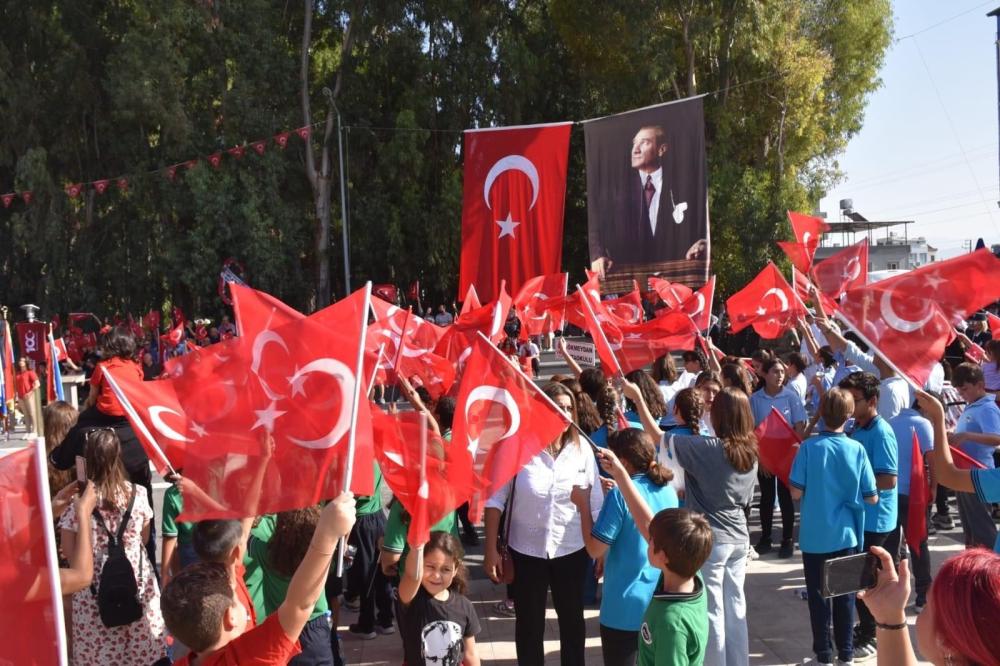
[557, 336, 568, 357]
[947, 431, 965, 445]
[600, 477, 617, 493]
[52, 481, 79, 517]
[620, 379, 641, 403]
[685, 239, 707, 260]
[483, 547, 504, 584]
[913, 389, 945, 425]
[593, 556, 605, 580]
[258, 430, 276, 459]
[380, 552, 400, 577]
[75, 481, 97, 515]
[569, 485, 590, 511]
[596, 448, 627, 480]
[857, 546, 909, 625]
[590, 257, 612, 279]
[322, 491, 357, 538]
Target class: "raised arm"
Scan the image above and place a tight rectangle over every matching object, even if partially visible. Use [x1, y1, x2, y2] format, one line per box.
[620, 379, 664, 442]
[558, 336, 584, 378]
[916, 390, 974, 493]
[570, 486, 609, 560]
[596, 449, 655, 543]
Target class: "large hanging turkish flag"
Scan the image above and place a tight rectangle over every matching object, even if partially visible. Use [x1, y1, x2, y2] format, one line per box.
[459, 122, 572, 301]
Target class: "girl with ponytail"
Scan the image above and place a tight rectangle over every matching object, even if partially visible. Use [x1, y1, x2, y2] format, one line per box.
[569, 428, 678, 666]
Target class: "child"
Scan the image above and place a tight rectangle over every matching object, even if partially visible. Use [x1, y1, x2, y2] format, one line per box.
[600, 449, 712, 666]
[788, 388, 878, 665]
[85, 326, 142, 417]
[161, 474, 196, 586]
[193, 519, 257, 629]
[161, 493, 356, 665]
[397, 531, 481, 666]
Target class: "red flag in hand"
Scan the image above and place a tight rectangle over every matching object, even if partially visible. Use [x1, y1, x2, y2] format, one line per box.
[104, 369, 188, 474]
[609, 312, 699, 374]
[949, 445, 987, 470]
[726, 263, 806, 339]
[604, 282, 645, 325]
[793, 267, 839, 314]
[514, 272, 568, 338]
[648, 277, 693, 310]
[460, 284, 482, 316]
[577, 284, 623, 377]
[0, 446, 65, 665]
[753, 407, 802, 486]
[988, 313, 1000, 341]
[905, 430, 930, 556]
[680, 276, 716, 331]
[452, 334, 571, 521]
[459, 123, 572, 300]
[812, 239, 868, 303]
[789, 211, 829, 249]
[777, 241, 815, 274]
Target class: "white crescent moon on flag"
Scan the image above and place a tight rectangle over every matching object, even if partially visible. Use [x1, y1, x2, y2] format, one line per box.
[483, 155, 539, 210]
[802, 231, 812, 246]
[464, 385, 521, 457]
[149, 406, 193, 443]
[286, 358, 356, 449]
[756, 288, 789, 316]
[615, 303, 641, 323]
[686, 293, 706, 317]
[526, 292, 549, 321]
[879, 288, 934, 333]
[844, 257, 861, 282]
[489, 301, 505, 338]
[251, 329, 290, 400]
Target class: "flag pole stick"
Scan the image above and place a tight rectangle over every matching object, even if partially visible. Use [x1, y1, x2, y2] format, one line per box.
[336, 280, 373, 576]
[33, 436, 69, 666]
[575, 284, 624, 379]
[102, 371, 177, 477]
[413, 412, 428, 581]
[366, 343, 386, 397]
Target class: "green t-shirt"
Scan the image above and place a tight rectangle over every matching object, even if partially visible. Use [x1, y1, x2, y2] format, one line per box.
[160, 484, 194, 545]
[637, 574, 708, 666]
[355, 463, 384, 517]
[243, 514, 327, 622]
[382, 500, 459, 570]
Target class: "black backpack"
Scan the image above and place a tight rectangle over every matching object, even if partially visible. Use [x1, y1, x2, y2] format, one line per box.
[90, 484, 144, 627]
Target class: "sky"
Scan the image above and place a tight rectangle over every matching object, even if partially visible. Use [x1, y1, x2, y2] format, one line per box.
[818, 0, 1000, 258]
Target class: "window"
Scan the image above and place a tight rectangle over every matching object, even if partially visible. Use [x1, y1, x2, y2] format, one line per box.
[887, 261, 899, 270]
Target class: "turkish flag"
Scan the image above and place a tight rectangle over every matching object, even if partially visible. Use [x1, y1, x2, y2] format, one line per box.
[15, 322, 47, 364]
[436, 286, 513, 370]
[905, 430, 929, 556]
[753, 407, 801, 486]
[680, 275, 716, 331]
[366, 303, 454, 398]
[950, 445, 987, 470]
[789, 210, 829, 249]
[793, 266, 838, 314]
[726, 263, 806, 339]
[648, 277, 693, 310]
[838, 249, 1000, 386]
[988, 312, 1000, 341]
[143, 309, 161, 332]
[606, 312, 699, 374]
[0, 445, 65, 666]
[460, 284, 482, 316]
[604, 282, 645, 325]
[104, 369, 188, 474]
[577, 284, 624, 376]
[777, 241, 815, 274]
[966, 342, 987, 364]
[1, 321, 15, 405]
[514, 272, 568, 338]
[452, 334, 571, 520]
[812, 239, 868, 303]
[459, 123, 572, 300]
[373, 409, 476, 548]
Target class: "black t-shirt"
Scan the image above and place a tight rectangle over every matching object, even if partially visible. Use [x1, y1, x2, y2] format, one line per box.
[396, 587, 480, 666]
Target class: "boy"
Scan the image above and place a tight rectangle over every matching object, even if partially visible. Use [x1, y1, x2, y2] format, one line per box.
[789, 388, 878, 665]
[161, 479, 196, 586]
[161, 493, 356, 666]
[193, 519, 258, 629]
[838, 371, 899, 659]
[946, 362, 1000, 549]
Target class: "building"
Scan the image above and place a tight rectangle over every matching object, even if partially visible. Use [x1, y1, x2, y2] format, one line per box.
[813, 214, 936, 272]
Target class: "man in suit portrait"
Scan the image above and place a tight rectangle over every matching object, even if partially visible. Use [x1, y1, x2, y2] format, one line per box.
[589, 125, 707, 279]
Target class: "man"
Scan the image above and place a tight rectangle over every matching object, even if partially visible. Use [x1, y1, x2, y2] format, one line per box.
[218, 314, 237, 338]
[434, 304, 454, 327]
[947, 362, 1000, 549]
[589, 126, 706, 278]
[141, 351, 161, 381]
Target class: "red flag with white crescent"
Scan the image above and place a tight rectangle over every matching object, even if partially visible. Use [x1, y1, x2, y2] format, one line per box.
[812, 238, 869, 304]
[726, 263, 806, 339]
[603, 282, 644, 325]
[513, 272, 568, 338]
[459, 122, 572, 301]
[680, 275, 716, 331]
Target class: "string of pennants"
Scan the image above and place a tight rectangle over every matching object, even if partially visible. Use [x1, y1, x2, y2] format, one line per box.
[0, 122, 321, 209]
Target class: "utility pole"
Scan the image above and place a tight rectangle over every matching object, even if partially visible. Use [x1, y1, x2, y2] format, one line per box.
[962, 239, 974, 253]
[989, 8, 1000, 207]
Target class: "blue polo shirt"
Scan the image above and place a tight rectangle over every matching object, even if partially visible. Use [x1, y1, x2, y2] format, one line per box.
[849, 415, 898, 534]
[888, 408, 933, 496]
[789, 432, 877, 553]
[592, 474, 678, 631]
[750, 387, 807, 428]
[955, 395, 1000, 469]
[971, 468, 1000, 553]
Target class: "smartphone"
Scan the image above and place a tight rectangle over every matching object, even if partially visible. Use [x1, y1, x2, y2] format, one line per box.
[822, 552, 881, 598]
[75, 455, 87, 492]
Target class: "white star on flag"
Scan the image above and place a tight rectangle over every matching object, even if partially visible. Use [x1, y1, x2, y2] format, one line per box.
[252, 400, 286, 432]
[495, 213, 520, 239]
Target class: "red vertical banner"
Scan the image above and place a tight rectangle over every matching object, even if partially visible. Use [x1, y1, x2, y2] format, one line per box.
[459, 122, 572, 301]
[16, 321, 48, 364]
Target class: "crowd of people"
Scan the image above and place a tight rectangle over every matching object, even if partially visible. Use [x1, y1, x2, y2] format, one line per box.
[8, 286, 1000, 666]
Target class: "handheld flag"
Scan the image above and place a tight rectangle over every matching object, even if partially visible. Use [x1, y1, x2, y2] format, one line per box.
[753, 408, 802, 486]
[905, 429, 929, 556]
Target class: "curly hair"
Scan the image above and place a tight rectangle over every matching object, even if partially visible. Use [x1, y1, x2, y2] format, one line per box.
[268, 505, 321, 578]
[558, 378, 602, 433]
[625, 370, 667, 420]
[99, 325, 137, 360]
[595, 384, 623, 431]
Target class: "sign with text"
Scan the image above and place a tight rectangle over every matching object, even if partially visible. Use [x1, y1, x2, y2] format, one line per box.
[564, 339, 596, 367]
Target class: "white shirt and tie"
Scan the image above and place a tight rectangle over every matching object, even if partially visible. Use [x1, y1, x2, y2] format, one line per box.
[639, 168, 664, 237]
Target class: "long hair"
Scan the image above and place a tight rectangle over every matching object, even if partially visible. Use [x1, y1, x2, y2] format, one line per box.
[673, 388, 703, 430]
[85, 428, 131, 510]
[986, 339, 1000, 372]
[651, 354, 678, 384]
[710, 388, 758, 473]
[542, 381, 579, 449]
[558, 378, 602, 433]
[44, 401, 78, 496]
[720, 363, 752, 396]
[608, 428, 672, 486]
[625, 369, 667, 419]
[595, 384, 622, 431]
[268, 505, 321, 578]
[930, 548, 1000, 666]
[424, 531, 469, 595]
[579, 367, 607, 403]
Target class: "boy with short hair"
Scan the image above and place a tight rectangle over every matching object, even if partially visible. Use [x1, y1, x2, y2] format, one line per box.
[789, 388, 878, 665]
[161, 493, 356, 666]
[193, 519, 258, 629]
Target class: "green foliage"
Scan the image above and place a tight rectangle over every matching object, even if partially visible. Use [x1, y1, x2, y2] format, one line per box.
[0, 0, 891, 318]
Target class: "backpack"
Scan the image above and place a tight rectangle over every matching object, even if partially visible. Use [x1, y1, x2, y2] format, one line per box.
[90, 484, 144, 627]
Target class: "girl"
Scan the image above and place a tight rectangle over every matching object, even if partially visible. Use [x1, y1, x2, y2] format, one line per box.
[44, 400, 79, 497]
[570, 428, 678, 666]
[671, 388, 704, 437]
[624, 383, 759, 666]
[624, 369, 667, 426]
[398, 531, 481, 666]
[85, 326, 142, 417]
[14, 356, 40, 433]
[720, 363, 753, 397]
[58, 428, 166, 665]
[694, 373, 723, 436]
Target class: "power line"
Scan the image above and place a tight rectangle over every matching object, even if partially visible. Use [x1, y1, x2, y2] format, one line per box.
[895, 0, 997, 41]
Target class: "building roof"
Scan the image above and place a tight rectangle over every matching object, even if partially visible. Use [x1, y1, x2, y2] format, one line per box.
[824, 219, 913, 234]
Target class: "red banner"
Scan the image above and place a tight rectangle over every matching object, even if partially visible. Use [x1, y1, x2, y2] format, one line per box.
[15, 322, 47, 364]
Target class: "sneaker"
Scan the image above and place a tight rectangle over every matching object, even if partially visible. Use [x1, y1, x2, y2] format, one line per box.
[494, 600, 516, 617]
[348, 624, 376, 640]
[375, 624, 396, 635]
[779, 539, 795, 559]
[803, 660, 833, 665]
[341, 596, 360, 612]
[755, 538, 773, 555]
[913, 594, 926, 614]
[927, 522, 937, 535]
[853, 642, 876, 662]
[748, 545, 760, 561]
[931, 513, 954, 530]
[836, 660, 854, 665]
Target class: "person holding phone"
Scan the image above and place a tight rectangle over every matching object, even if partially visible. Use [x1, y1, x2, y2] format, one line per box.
[788, 388, 879, 665]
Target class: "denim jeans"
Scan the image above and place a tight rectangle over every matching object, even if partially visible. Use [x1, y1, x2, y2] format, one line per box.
[701, 540, 749, 666]
[802, 547, 858, 663]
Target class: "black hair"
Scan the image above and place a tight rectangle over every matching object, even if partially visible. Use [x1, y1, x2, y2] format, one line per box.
[100, 325, 137, 360]
[193, 520, 245, 563]
[435, 396, 456, 431]
[838, 371, 880, 402]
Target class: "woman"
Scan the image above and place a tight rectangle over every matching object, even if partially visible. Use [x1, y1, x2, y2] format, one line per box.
[749, 358, 807, 558]
[15, 356, 40, 433]
[983, 339, 1000, 393]
[483, 382, 602, 666]
[720, 363, 753, 397]
[58, 428, 166, 665]
[558, 378, 602, 435]
[570, 428, 678, 666]
[695, 372, 723, 436]
[624, 383, 758, 666]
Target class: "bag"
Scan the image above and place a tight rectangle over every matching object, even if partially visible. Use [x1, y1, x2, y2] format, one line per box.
[497, 478, 517, 585]
[91, 484, 143, 628]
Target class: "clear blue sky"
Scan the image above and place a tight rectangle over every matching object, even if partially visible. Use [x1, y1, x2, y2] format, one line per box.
[818, 0, 1000, 258]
